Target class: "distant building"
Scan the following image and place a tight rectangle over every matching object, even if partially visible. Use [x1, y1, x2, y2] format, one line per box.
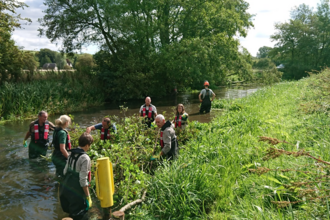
[276, 64, 285, 69]
[43, 63, 58, 70]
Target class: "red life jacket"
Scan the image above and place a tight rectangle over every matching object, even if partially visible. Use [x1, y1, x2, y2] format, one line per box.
[100, 127, 110, 140]
[174, 115, 182, 128]
[34, 121, 49, 143]
[62, 129, 72, 150]
[160, 131, 164, 148]
[142, 106, 153, 119]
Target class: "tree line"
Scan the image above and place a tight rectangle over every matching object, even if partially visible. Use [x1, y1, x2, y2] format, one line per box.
[38, 0, 255, 99]
[255, 0, 330, 80]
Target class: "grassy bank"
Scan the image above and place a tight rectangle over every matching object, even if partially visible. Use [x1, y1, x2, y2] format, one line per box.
[0, 72, 103, 121]
[125, 69, 330, 219]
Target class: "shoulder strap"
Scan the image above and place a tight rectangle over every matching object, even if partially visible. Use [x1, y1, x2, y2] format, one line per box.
[68, 152, 86, 172]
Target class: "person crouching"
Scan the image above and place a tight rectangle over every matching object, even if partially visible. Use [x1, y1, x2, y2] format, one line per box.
[59, 132, 94, 220]
[151, 114, 179, 161]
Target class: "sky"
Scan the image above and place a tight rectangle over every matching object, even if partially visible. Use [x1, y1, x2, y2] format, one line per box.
[13, 0, 320, 56]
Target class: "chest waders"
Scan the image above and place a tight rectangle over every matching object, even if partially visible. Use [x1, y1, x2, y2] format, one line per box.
[200, 90, 212, 113]
[60, 149, 88, 220]
[52, 128, 71, 178]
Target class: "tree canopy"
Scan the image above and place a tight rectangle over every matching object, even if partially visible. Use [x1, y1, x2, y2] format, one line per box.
[270, 0, 330, 79]
[39, 0, 254, 98]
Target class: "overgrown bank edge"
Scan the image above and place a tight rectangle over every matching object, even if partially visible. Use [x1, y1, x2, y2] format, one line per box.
[0, 72, 103, 121]
[132, 69, 330, 219]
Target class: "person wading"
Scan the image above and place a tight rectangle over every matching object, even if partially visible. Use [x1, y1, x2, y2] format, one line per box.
[86, 117, 117, 142]
[23, 111, 55, 159]
[52, 115, 71, 179]
[139, 96, 157, 128]
[199, 81, 215, 114]
[151, 114, 179, 161]
[173, 104, 189, 130]
[60, 132, 94, 220]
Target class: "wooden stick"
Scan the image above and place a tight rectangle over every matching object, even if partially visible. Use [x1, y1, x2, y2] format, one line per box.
[112, 190, 147, 220]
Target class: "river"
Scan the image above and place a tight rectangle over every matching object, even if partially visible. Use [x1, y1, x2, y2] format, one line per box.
[0, 86, 259, 220]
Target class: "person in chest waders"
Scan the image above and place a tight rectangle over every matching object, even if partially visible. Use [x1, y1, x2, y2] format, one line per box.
[173, 104, 189, 130]
[60, 132, 93, 220]
[151, 114, 179, 161]
[199, 81, 215, 114]
[140, 96, 157, 128]
[23, 111, 55, 159]
[52, 115, 71, 180]
[86, 117, 117, 142]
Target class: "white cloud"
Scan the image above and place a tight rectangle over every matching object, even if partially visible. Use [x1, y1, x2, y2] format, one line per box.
[13, 0, 320, 56]
[240, 0, 319, 56]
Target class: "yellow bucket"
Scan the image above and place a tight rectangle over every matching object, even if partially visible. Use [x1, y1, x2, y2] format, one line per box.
[95, 157, 115, 207]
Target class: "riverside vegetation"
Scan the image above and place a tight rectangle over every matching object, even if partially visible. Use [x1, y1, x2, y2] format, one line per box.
[0, 71, 103, 121]
[62, 69, 330, 219]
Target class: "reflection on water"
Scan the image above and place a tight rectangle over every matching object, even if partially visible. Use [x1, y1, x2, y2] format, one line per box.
[0, 86, 259, 219]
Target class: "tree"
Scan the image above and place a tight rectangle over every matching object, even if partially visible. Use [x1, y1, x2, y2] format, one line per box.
[270, 0, 330, 79]
[75, 54, 95, 74]
[0, 0, 31, 83]
[39, 0, 254, 98]
[256, 46, 273, 58]
[55, 53, 66, 69]
[36, 48, 57, 67]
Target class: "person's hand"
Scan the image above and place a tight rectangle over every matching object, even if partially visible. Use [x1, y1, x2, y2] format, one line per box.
[199, 100, 202, 102]
[23, 140, 27, 148]
[86, 127, 91, 134]
[86, 195, 92, 210]
[150, 154, 160, 161]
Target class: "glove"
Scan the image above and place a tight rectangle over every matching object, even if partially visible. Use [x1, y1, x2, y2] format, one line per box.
[23, 140, 27, 148]
[150, 154, 160, 161]
[86, 195, 92, 210]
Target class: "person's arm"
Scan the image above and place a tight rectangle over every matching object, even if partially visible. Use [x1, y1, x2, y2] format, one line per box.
[86, 125, 96, 134]
[60, 144, 69, 158]
[59, 131, 69, 158]
[79, 157, 90, 195]
[199, 93, 203, 102]
[24, 131, 31, 141]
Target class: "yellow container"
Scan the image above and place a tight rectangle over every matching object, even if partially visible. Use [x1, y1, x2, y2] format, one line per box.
[95, 157, 115, 207]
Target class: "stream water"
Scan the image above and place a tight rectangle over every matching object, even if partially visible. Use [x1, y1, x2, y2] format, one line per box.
[0, 86, 259, 220]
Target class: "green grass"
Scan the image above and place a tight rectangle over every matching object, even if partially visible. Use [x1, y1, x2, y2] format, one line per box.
[127, 69, 330, 219]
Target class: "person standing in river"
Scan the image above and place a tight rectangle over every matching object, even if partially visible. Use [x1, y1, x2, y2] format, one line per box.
[199, 81, 215, 114]
[23, 111, 55, 159]
[140, 96, 157, 128]
[60, 132, 93, 220]
[52, 115, 71, 179]
[173, 104, 189, 129]
[86, 117, 117, 141]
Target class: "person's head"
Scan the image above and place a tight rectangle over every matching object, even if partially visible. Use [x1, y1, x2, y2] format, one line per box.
[55, 115, 71, 129]
[79, 132, 94, 151]
[145, 97, 151, 106]
[155, 114, 165, 128]
[38, 111, 48, 124]
[102, 117, 111, 128]
[204, 81, 209, 88]
[176, 104, 185, 115]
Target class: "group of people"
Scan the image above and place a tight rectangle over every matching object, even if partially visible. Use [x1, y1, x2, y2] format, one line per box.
[21, 81, 215, 219]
